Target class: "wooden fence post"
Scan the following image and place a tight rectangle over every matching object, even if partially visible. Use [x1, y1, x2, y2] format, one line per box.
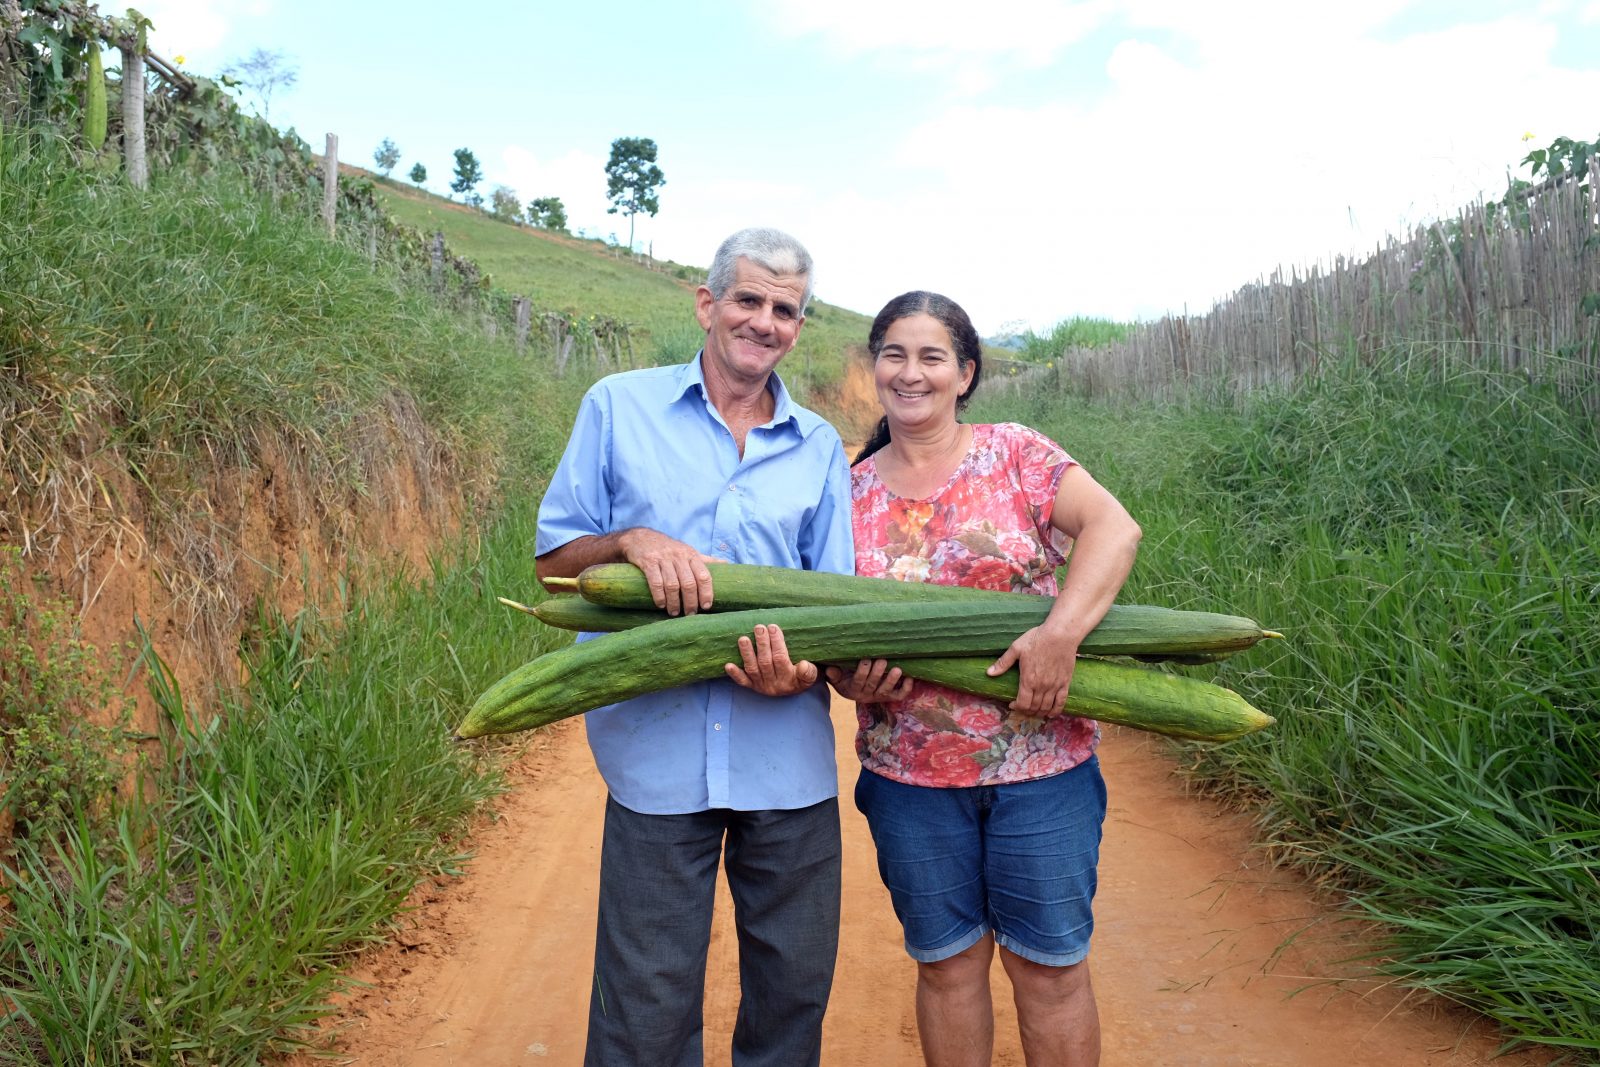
[430, 231, 444, 289]
[119, 42, 146, 188]
[321, 133, 338, 236]
[513, 296, 532, 353]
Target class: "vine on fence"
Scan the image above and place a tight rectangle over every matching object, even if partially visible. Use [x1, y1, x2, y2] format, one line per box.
[542, 312, 635, 376]
[1520, 133, 1597, 190]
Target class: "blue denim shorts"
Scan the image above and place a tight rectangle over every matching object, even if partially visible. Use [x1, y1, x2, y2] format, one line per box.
[853, 756, 1106, 967]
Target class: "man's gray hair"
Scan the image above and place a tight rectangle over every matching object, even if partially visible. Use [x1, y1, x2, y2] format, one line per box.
[706, 227, 815, 313]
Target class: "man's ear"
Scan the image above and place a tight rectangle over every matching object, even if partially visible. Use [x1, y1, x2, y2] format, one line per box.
[694, 286, 715, 331]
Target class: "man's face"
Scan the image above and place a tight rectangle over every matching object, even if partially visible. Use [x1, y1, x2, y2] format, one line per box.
[695, 258, 807, 389]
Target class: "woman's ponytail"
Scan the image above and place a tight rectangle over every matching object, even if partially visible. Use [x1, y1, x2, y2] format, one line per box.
[855, 416, 892, 465]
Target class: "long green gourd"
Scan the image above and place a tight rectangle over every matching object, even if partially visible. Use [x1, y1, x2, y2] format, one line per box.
[459, 599, 1276, 741]
[566, 561, 1044, 611]
[534, 579, 1273, 655]
[529, 589, 1276, 658]
[873, 656, 1272, 743]
[557, 563, 1274, 662]
[83, 43, 107, 150]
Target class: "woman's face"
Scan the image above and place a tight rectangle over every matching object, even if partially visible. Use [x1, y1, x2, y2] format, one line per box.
[874, 313, 974, 433]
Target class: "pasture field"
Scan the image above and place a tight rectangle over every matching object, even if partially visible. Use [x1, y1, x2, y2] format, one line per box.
[370, 178, 875, 398]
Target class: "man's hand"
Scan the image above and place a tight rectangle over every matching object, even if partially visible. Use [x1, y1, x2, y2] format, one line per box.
[986, 623, 1079, 717]
[726, 624, 820, 697]
[825, 659, 916, 703]
[617, 529, 721, 617]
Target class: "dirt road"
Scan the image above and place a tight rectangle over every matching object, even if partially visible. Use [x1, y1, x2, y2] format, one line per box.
[291, 700, 1549, 1066]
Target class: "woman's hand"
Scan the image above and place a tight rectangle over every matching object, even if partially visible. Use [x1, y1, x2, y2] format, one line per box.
[725, 624, 821, 697]
[824, 659, 917, 703]
[987, 623, 1079, 717]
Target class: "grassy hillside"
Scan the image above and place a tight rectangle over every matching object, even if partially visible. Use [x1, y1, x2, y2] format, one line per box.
[371, 179, 875, 398]
[1, 127, 585, 1064]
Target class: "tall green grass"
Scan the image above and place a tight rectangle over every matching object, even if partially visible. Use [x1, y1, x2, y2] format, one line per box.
[0, 126, 543, 490]
[0, 495, 576, 1064]
[2, 122, 592, 1063]
[975, 360, 1600, 1056]
[1013, 316, 1133, 363]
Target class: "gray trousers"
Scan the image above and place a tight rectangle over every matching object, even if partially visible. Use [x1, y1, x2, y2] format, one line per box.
[584, 795, 842, 1067]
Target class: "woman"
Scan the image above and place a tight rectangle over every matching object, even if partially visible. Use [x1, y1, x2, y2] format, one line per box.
[831, 291, 1141, 1067]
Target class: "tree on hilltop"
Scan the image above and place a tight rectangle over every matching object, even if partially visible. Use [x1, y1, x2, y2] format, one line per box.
[373, 137, 400, 178]
[604, 136, 665, 251]
[222, 47, 297, 121]
[527, 196, 567, 231]
[489, 185, 523, 221]
[451, 148, 483, 206]
[409, 162, 427, 186]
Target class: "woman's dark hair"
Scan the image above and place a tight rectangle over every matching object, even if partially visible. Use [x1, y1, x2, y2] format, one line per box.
[854, 290, 984, 464]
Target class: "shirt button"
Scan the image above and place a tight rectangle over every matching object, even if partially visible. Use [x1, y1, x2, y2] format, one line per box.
[718, 542, 729, 551]
[713, 722, 723, 731]
[728, 484, 737, 492]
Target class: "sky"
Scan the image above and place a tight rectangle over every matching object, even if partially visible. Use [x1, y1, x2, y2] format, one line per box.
[135, 0, 1600, 335]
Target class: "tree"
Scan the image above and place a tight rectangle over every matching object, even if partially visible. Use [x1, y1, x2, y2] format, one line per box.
[489, 184, 522, 221]
[373, 137, 400, 178]
[527, 196, 568, 231]
[222, 47, 297, 121]
[604, 136, 665, 251]
[450, 148, 483, 205]
[408, 162, 427, 186]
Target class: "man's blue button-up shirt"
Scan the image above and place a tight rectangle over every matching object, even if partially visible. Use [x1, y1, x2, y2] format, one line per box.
[535, 355, 855, 815]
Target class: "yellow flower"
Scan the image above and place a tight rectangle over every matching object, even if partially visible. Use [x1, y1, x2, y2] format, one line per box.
[1521, 130, 1536, 142]
[174, 54, 186, 65]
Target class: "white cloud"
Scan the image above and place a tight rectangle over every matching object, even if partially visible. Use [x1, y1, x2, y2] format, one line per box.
[141, 0, 272, 56]
[752, 8, 1600, 332]
[496, 146, 613, 232]
[775, 0, 1113, 64]
[764, 0, 1114, 98]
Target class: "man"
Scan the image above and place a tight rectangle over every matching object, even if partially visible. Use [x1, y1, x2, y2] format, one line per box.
[534, 227, 853, 1067]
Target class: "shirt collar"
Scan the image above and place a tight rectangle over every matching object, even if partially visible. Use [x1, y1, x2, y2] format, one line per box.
[672, 351, 805, 433]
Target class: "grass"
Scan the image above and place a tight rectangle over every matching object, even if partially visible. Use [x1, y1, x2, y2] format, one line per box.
[1011, 316, 1134, 363]
[1, 124, 592, 1063]
[0, 127, 564, 506]
[972, 358, 1600, 1057]
[371, 178, 876, 398]
[0, 496, 576, 1063]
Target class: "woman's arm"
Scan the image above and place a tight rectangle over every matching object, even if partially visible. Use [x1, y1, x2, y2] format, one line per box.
[987, 464, 1142, 716]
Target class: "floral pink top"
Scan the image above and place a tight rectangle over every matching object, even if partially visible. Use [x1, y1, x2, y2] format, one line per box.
[850, 423, 1099, 788]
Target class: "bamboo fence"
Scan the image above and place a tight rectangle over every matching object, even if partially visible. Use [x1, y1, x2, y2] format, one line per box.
[1046, 176, 1600, 409]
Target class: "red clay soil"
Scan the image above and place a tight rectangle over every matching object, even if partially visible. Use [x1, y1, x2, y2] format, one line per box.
[284, 699, 1552, 1067]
